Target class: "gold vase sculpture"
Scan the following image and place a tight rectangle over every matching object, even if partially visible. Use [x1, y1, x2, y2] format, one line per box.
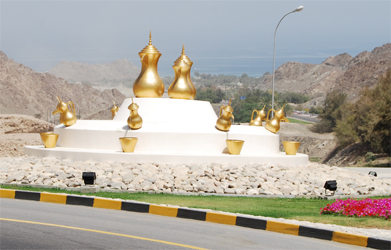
[265, 104, 287, 134]
[168, 45, 196, 100]
[249, 105, 266, 126]
[133, 31, 164, 98]
[216, 100, 234, 132]
[111, 101, 119, 119]
[52, 96, 76, 127]
[127, 99, 143, 130]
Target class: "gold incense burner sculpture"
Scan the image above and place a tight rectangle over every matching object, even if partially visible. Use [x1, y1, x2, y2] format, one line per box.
[216, 100, 234, 132]
[52, 96, 76, 127]
[111, 101, 119, 119]
[283, 141, 300, 155]
[127, 99, 143, 130]
[265, 104, 287, 133]
[226, 139, 244, 155]
[119, 137, 138, 153]
[168, 45, 196, 99]
[133, 31, 164, 98]
[249, 105, 266, 126]
[40, 132, 59, 148]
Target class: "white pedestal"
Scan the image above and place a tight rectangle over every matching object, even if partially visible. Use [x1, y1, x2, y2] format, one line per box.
[25, 98, 308, 166]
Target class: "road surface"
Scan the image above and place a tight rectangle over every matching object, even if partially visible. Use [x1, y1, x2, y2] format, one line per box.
[0, 198, 366, 249]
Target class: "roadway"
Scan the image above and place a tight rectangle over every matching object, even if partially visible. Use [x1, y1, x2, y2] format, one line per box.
[0, 198, 365, 250]
[289, 114, 320, 123]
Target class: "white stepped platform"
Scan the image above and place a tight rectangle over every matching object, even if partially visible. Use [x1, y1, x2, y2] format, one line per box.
[25, 98, 308, 166]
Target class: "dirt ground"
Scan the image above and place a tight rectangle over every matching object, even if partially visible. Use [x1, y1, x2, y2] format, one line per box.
[0, 133, 42, 157]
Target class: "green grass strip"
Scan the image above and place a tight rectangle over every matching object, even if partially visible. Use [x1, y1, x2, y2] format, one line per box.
[1, 184, 389, 229]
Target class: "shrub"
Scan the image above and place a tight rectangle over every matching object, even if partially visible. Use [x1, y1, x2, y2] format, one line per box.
[365, 152, 376, 162]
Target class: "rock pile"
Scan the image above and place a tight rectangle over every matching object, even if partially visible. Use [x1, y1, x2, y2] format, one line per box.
[1, 156, 390, 196]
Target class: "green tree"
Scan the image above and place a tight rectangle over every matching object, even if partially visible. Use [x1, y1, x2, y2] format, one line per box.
[333, 69, 391, 154]
[311, 90, 347, 133]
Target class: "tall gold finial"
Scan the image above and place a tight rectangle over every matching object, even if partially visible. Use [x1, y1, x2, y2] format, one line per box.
[149, 31, 152, 45]
[182, 44, 185, 55]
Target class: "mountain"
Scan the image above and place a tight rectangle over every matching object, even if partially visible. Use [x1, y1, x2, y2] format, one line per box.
[260, 43, 391, 102]
[0, 51, 126, 119]
[48, 59, 140, 84]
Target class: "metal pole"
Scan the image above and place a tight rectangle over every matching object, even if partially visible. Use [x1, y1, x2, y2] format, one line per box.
[271, 6, 303, 117]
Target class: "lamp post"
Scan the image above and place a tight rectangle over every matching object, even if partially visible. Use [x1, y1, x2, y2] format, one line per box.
[271, 5, 303, 116]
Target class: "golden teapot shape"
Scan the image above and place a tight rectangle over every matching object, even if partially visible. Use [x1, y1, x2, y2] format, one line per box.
[265, 104, 287, 133]
[127, 99, 143, 130]
[133, 31, 164, 98]
[52, 96, 76, 127]
[249, 105, 266, 126]
[168, 59, 193, 99]
[111, 101, 119, 120]
[169, 44, 196, 99]
[216, 100, 234, 132]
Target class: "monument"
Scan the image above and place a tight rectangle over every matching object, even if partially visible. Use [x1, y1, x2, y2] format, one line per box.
[25, 33, 308, 166]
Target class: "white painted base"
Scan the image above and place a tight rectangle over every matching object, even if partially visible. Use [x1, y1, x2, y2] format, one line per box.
[25, 98, 309, 166]
[25, 146, 309, 166]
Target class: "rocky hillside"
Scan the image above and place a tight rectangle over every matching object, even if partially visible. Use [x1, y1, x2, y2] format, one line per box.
[0, 51, 126, 119]
[48, 59, 140, 84]
[260, 43, 391, 102]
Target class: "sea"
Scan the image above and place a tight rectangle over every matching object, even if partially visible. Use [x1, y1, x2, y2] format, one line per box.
[156, 56, 325, 78]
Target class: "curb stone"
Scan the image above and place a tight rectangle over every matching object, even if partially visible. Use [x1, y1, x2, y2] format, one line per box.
[0, 189, 390, 250]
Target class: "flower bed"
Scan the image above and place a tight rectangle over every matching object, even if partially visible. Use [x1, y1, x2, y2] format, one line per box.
[320, 198, 391, 219]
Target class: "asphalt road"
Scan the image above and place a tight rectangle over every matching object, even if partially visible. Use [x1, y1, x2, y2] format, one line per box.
[0, 198, 366, 250]
[290, 114, 320, 123]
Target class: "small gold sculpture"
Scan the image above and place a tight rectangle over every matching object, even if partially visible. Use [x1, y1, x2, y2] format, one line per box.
[168, 44, 196, 99]
[265, 104, 287, 133]
[226, 139, 244, 155]
[52, 96, 76, 127]
[111, 101, 119, 119]
[249, 105, 267, 126]
[216, 100, 234, 132]
[133, 31, 164, 98]
[283, 141, 300, 155]
[127, 98, 143, 130]
[40, 132, 59, 148]
[119, 137, 138, 153]
[168, 59, 193, 99]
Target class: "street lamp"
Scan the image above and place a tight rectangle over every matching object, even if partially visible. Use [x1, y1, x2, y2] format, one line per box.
[271, 5, 303, 116]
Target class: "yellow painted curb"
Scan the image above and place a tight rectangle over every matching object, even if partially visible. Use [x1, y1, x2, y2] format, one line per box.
[149, 205, 178, 217]
[93, 198, 122, 210]
[0, 189, 15, 199]
[205, 212, 236, 225]
[332, 231, 368, 247]
[266, 221, 299, 235]
[40, 193, 67, 204]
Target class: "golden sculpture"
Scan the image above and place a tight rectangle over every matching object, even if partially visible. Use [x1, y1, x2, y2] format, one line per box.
[249, 105, 266, 126]
[226, 139, 245, 155]
[40, 132, 59, 148]
[169, 44, 196, 99]
[168, 59, 193, 99]
[216, 100, 234, 132]
[119, 137, 138, 153]
[133, 31, 164, 98]
[265, 104, 287, 133]
[111, 101, 119, 119]
[52, 96, 76, 127]
[127, 99, 143, 130]
[283, 141, 300, 155]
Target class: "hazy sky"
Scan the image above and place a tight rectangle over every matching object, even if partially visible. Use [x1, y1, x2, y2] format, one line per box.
[1, 0, 390, 77]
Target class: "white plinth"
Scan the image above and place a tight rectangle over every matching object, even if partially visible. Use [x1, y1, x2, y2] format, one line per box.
[25, 98, 308, 166]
